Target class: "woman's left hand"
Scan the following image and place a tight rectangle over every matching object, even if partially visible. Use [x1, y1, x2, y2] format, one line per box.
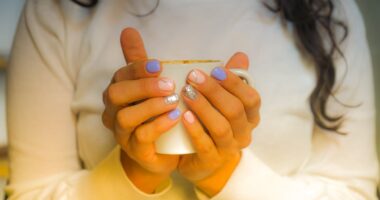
[178, 52, 261, 197]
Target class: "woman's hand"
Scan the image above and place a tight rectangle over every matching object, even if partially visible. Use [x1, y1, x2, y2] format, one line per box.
[178, 53, 261, 197]
[102, 28, 180, 194]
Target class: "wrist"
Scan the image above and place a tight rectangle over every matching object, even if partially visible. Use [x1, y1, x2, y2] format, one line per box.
[120, 150, 171, 194]
[195, 152, 241, 197]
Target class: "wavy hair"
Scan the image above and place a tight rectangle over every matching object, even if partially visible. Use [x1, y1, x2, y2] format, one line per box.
[267, 0, 348, 133]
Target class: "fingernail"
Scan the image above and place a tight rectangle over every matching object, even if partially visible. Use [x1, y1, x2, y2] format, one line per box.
[164, 93, 179, 105]
[168, 108, 181, 120]
[183, 84, 197, 100]
[146, 60, 160, 73]
[188, 69, 205, 84]
[184, 111, 195, 124]
[211, 67, 227, 81]
[158, 78, 174, 91]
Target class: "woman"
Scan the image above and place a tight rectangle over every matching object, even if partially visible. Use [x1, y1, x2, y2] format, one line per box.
[6, 0, 378, 199]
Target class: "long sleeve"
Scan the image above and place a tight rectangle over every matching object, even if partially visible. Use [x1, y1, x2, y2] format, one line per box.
[195, 1, 379, 199]
[5, 1, 173, 199]
[6, 0, 378, 199]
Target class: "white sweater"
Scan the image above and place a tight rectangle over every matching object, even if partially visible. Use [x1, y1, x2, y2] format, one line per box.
[6, 0, 378, 199]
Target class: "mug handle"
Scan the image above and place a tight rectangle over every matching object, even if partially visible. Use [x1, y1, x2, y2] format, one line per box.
[229, 68, 254, 86]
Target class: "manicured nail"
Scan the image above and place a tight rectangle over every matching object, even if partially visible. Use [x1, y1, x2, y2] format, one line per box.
[158, 78, 174, 91]
[211, 67, 226, 81]
[168, 108, 181, 120]
[184, 111, 195, 124]
[183, 84, 197, 100]
[164, 93, 179, 105]
[188, 69, 205, 84]
[146, 60, 160, 73]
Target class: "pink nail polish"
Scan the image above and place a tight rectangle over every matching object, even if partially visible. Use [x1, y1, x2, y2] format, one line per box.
[184, 111, 195, 124]
[188, 69, 205, 84]
[158, 78, 174, 91]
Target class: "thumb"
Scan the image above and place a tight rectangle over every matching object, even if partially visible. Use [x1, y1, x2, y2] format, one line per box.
[225, 52, 249, 70]
[120, 27, 148, 63]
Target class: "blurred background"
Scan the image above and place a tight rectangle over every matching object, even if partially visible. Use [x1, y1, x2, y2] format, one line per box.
[357, 1, 380, 167]
[0, 0, 379, 198]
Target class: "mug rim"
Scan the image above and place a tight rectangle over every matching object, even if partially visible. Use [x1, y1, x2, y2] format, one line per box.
[160, 60, 222, 64]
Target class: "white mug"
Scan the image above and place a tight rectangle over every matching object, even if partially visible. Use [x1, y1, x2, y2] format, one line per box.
[155, 60, 253, 154]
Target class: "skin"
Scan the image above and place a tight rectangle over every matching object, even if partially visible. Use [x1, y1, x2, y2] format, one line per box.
[102, 27, 261, 196]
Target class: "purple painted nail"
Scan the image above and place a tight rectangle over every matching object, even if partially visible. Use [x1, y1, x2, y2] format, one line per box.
[211, 67, 227, 81]
[145, 60, 160, 73]
[168, 108, 181, 120]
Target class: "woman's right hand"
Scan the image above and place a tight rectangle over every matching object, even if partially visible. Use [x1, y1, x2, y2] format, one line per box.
[102, 28, 180, 194]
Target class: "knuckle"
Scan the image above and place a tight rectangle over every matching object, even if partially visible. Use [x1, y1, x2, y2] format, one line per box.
[116, 109, 136, 130]
[108, 84, 122, 105]
[213, 124, 232, 139]
[198, 143, 214, 154]
[209, 157, 223, 169]
[251, 115, 260, 127]
[246, 90, 261, 108]
[225, 101, 245, 120]
[134, 127, 152, 144]
[239, 134, 252, 148]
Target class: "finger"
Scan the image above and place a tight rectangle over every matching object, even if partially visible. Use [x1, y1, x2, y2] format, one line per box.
[107, 78, 175, 106]
[116, 95, 180, 132]
[128, 109, 181, 167]
[112, 60, 162, 82]
[182, 110, 218, 161]
[225, 52, 249, 70]
[181, 85, 234, 148]
[223, 52, 260, 125]
[120, 27, 148, 63]
[220, 69, 261, 126]
[187, 69, 248, 125]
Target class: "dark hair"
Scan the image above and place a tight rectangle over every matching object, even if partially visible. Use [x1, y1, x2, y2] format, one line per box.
[267, 0, 348, 133]
[72, 0, 348, 133]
